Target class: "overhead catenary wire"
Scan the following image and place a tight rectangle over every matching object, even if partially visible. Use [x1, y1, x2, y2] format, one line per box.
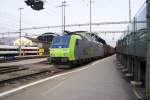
[0, 30, 134, 36]
[20, 21, 146, 30]
[0, 20, 146, 37]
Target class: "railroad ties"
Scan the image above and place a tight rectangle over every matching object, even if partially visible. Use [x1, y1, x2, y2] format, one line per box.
[0, 66, 27, 75]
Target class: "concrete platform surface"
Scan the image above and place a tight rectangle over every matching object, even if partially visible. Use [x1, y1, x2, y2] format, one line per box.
[0, 58, 47, 67]
[0, 55, 138, 100]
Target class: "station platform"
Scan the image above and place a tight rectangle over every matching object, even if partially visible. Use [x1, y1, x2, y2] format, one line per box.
[0, 55, 138, 100]
[0, 58, 47, 67]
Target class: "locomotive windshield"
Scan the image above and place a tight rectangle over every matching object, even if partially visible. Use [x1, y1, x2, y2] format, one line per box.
[51, 35, 71, 48]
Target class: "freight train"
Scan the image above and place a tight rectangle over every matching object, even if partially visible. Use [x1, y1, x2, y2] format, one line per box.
[116, 2, 147, 87]
[48, 31, 114, 68]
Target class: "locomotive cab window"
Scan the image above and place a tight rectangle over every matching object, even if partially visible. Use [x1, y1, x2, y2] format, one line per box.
[51, 36, 71, 48]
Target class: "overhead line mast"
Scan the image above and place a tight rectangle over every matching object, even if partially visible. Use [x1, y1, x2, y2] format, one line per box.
[58, 1, 68, 33]
[90, 0, 94, 32]
[18, 8, 24, 56]
[129, 0, 131, 23]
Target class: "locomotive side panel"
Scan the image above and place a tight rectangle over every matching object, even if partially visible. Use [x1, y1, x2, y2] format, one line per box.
[74, 39, 104, 61]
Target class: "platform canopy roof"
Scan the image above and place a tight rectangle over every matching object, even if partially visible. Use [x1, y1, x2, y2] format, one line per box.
[37, 32, 58, 43]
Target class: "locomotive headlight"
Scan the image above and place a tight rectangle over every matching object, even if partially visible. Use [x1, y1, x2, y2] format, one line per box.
[50, 53, 53, 56]
[64, 53, 68, 57]
[49, 49, 55, 57]
[50, 49, 54, 52]
[50, 52, 55, 57]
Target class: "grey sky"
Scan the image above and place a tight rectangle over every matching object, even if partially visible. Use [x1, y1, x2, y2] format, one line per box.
[0, 0, 146, 46]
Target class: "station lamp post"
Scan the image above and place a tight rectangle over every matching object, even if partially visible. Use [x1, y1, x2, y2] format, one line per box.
[18, 8, 24, 56]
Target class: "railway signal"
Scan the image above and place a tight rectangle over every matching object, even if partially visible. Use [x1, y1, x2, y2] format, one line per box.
[24, 0, 44, 10]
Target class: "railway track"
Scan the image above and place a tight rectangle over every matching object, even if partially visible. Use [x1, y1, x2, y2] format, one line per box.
[0, 57, 99, 93]
[0, 56, 47, 63]
[0, 62, 66, 93]
[0, 67, 64, 83]
[0, 66, 27, 74]
[0, 55, 111, 95]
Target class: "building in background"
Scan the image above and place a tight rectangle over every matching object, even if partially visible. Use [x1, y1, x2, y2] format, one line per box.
[0, 32, 57, 55]
[14, 37, 37, 46]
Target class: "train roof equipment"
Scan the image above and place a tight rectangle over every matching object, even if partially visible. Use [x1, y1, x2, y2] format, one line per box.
[64, 31, 106, 45]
